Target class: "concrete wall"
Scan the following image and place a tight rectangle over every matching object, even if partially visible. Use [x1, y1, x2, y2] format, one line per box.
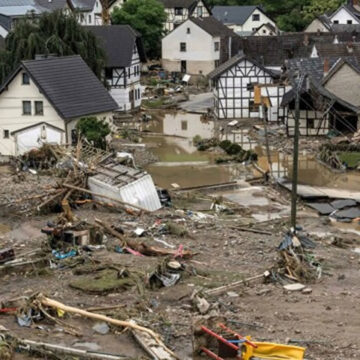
[324, 63, 360, 106]
[0, 71, 65, 156]
[162, 19, 220, 75]
[330, 7, 360, 24]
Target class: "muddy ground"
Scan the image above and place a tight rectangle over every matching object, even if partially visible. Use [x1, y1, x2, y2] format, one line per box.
[0, 168, 359, 359]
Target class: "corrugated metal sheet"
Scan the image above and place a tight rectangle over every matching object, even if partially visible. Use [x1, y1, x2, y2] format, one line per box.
[88, 163, 161, 212]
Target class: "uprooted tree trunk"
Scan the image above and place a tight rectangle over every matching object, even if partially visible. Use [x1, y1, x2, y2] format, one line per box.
[35, 294, 179, 360]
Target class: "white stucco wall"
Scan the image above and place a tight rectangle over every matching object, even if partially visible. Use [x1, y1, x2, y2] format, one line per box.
[162, 19, 220, 75]
[78, 0, 103, 25]
[0, 25, 8, 38]
[0, 71, 65, 156]
[305, 18, 330, 33]
[330, 7, 360, 24]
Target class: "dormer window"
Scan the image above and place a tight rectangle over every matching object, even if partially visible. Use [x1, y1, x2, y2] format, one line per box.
[252, 14, 260, 21]
[22, 73, 30, 85]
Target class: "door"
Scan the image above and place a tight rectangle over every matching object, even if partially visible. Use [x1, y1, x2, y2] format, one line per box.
[181, 60, 187, 73]
[129, 89, 135, 110]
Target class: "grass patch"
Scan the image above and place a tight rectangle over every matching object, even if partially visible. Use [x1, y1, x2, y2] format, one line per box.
[338, 152, 360, 168]
[142, 98, 164, 109]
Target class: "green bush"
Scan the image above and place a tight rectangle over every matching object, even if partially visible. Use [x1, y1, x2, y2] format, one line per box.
[219, 140, 232, 152]
[226, 143, 243, 155]
[76, 117, 110, 149]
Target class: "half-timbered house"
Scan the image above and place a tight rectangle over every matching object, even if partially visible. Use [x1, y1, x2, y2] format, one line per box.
[86, 25, 146, 112]
[0, 55, 117, 156]
[158, 0, 211, 32]
[208, 53, 279, 120]
[282, 57, 360, 136]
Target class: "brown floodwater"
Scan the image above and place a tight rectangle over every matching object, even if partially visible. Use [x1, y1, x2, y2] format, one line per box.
[138, 110, 360, 191]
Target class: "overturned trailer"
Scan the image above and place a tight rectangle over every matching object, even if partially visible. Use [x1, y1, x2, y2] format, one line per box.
[88, 163, 161, 212]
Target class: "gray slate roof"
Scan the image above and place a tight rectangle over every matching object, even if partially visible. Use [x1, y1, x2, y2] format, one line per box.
[190, 16, 236, 37]
[212, 5, 260, 25]
[85, 25, 146, 67]
[0, 13, 11, 31]
[158, 0, 197, 10]
[0, 56, 117, 120]
[35, 0, 67, 11]
[208, 52, 278, 79]
[70, 0, 96, 11]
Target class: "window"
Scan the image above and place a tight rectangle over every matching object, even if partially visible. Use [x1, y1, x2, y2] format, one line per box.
[88, 15, 92, 23]
[22, 101, 31, 115]
[35, 101, 43, 115]
[263, 29, 266, 34]
[308, 118, 315, 129]
[175, 7, 183, 15]
[181, 120, 187, 130]
[137, 88, 141, 99]
[180, 42, 186, 52]
[105, 68, 112, 80]
[128, 67, 131, 78]
[347, 20, 353, 24]
[333, 20, 339, 24]
[3, 130, 9, 139]
[249, 100, 259, 112]
[214, 41, 220, 51]
[247, 82, 257, 91]
[215, 60, 220, 67]
[252, 14, 260, 21]
[197, 6, 203, 16]
[187, 27, 190, 34]
[22, 73, 30, 85]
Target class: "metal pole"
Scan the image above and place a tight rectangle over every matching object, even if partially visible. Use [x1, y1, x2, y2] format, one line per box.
[290, 85, 301, 229]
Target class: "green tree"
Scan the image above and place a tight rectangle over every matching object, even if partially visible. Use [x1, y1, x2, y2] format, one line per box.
[111, 0, 167, 58]
[0, 10, 105, 85]
[302, 0, 344, 21]
[76, 117, 111, 149]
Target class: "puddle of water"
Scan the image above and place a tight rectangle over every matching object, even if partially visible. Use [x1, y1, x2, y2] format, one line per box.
[256, 149, 360, 191]
[221, 187, 270, 207]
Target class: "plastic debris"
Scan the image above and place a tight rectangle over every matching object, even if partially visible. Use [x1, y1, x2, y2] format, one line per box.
[52, 249, 77, 260]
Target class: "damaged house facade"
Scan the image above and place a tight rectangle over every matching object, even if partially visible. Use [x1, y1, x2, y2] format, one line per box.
[0, 55, 117, 156]
[208, 53, 280, 120]
[158, 0, 211, 32]
[282, 57, 360, 136]
[86, 25, 146, 112]
[161, 16, 237, 76]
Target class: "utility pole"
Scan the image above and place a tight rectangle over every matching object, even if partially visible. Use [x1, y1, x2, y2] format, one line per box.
[290, 73, 305, 230]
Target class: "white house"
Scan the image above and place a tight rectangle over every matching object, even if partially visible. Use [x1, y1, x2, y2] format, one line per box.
[208, 53, 278, 120]
[87, 25, 146, 112]
[162, 16, 237, 76]
[0, 55, 117, 156]
[69, 0, 103, 25]
[305, 0, 360, 32]
[212, 5, 277, 36]
[158, 0, 211, 32]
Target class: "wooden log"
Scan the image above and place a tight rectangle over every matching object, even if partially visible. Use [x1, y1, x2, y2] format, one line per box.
[18, 339, 127, 360]
[204, 273, 267, 296]
[95, 219, 193, 258]
[230, 226, 272, 236]
[63, 183, 149, 213]
[37, 295, 179, 360]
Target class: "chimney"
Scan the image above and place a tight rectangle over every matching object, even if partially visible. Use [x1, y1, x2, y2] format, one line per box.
[323, 58, 330, 77]
[303, 34, 309, 46]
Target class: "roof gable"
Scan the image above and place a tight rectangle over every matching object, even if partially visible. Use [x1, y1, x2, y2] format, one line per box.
[0, 56, 117, 119]
[208, 53, 278, 79]
[329, 4, 360, 22]
[189, 16, 236, 37]
[322, 58, 360, 85]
